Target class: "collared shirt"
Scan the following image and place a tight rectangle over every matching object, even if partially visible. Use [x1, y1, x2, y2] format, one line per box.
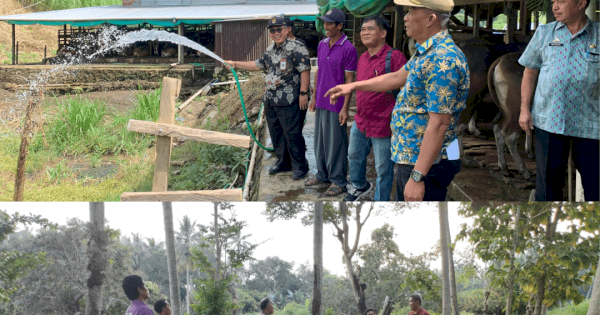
[518, 20, 599, 140]
[390, 30, 470, 165]
[407, 309, 431, 315]
[315, 34, 358, 113]
[355, 44, 408, 137]
[125, 301, 153, 315]
[255, 38, 311, 106]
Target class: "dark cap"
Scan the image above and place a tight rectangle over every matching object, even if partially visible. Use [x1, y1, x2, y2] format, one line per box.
[267, 16, 286, 28]
[283, 17, 294, 27]
[318, 8, 346, 24]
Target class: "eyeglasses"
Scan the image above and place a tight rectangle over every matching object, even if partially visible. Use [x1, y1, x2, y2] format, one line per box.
[269, 27, 285, 34]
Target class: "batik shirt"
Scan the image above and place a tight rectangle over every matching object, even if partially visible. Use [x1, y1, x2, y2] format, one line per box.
[255, 38, 311, 106]
[518, 20, 599, 140]
[390, 30, 470, 165]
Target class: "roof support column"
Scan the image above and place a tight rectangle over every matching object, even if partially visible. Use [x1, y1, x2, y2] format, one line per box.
[393, 6, 404, 49]
[178, 23, 184, 64]
[12, 24, 15, 65]
[472, 4, 480, 38]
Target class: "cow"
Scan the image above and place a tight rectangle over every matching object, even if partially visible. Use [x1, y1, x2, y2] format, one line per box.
[133, 42, 151, 57]
[487, 52, 533, 179]
[161, 44, 177, 57]
[454, 38, 528, 158]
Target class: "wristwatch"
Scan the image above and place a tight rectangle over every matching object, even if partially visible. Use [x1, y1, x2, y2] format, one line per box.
[299, 91, 309, 96]
[410, 169, 424, 183]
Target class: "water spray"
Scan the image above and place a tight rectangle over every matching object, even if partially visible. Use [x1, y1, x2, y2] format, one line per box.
[99, 29, 273, 152]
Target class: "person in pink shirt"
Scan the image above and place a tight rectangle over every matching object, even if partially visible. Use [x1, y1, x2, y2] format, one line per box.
[408, 294, 431, 315]
[344, 15, 407, 201]
[122, 275, 154, 315]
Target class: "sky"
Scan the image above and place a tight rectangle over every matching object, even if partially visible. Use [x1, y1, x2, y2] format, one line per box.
[1, 202, 473, 276]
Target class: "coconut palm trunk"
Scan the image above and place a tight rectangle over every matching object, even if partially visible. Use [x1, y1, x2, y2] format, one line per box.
[86, 202, 107, 315]
[506, 205, 521, 315]
[312, 202, 324, 315]
[439, 203, 451, 315]
[163, 202, 182, 315]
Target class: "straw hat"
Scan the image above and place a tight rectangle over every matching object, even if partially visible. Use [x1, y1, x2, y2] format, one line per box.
[393, 0, 454, 13]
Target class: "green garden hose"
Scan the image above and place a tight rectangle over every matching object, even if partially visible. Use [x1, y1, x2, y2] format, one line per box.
[226, 64, 274, 152]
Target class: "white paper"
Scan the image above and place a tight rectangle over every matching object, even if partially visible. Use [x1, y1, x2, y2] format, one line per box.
[446, 139, 460, 160]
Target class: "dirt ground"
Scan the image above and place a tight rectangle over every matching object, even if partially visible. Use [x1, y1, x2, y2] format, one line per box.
[0, 0, 60, 64]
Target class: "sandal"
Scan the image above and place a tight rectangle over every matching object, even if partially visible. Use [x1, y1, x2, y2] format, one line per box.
[325, 184, 346, 196]
[304, 176, 330, 186]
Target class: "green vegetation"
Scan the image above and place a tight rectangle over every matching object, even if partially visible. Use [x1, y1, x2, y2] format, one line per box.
[548, 300, 590, 315]
[169, 96, 248, 191]
[17, 0, 121, 11]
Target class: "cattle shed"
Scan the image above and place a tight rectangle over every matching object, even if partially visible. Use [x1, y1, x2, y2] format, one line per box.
[317, 0, 599, 57]
[0, 0, 319, 65]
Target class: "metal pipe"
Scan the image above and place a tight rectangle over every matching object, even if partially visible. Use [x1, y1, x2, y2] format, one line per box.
[16, 41, 19, 64]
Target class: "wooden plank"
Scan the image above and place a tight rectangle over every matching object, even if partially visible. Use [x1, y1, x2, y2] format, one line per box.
[152, 77, 181, 192]
[394, 6, 405, 49]
[121, 189, 243, 201]
[473, 4, 481, 38]
[128, 120, 251, 149]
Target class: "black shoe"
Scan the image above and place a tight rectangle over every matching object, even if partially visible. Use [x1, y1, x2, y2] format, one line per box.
[292, 169, 308, 180]
[269, 165, 292, 175]
[343, 181, 373, 201]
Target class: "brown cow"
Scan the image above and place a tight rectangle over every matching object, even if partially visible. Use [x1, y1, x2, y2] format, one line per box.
[487, 52, 534, 179]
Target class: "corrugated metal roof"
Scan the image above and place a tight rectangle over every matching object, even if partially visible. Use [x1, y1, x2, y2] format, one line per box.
[0, 3, 318, 25]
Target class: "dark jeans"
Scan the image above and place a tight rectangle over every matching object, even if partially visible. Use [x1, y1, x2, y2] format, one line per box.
[394, 159, 462, 201]
[534, 127, 599, 201]
[265, 100, 309, 172]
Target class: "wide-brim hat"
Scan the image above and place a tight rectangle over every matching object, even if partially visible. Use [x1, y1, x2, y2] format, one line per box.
[394, 0, 454, 13]
[318, 8, 346, 24]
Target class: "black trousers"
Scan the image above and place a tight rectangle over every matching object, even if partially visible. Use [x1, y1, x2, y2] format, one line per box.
[264, 99, 309, 172]
[534, 127, 599, 201]
[394, 159, 461, 201]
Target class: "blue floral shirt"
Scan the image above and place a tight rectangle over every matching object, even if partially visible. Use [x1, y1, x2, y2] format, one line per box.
[518, 20, 599, 140]
[390, 30, 470, 165]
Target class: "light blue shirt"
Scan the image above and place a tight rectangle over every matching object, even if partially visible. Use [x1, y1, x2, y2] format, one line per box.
[519, 20, 599, 140]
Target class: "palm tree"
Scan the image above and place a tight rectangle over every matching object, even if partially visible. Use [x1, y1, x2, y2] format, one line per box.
[176, 215, 201, 315]
[439, 203, 451, 315]
[163, 202, 182, 315]
[312, 202, 323, 315]
[86, 202, 107, 315]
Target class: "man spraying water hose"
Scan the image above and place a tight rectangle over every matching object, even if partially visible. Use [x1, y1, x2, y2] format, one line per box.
[224, 16, 311, 180]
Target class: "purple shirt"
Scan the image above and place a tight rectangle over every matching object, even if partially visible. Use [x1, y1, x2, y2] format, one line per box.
[125, 300, 153, 315]
[315, 34, 358, 113]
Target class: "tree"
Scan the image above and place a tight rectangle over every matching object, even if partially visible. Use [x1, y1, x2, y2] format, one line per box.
[192, 203, 259, 315]
[163, 202, 182, 315]
[459, 202, 600, 315]
[86, 202, 109, 315]
[265, 202, 409, 314]
[0, 210, 53, 303]
[439, 203, 451, 315]
[176, 215, 201, 315]
[313, 202, 324, 315]
[1, 218, 132, 315]
[588, 253, 600, 315]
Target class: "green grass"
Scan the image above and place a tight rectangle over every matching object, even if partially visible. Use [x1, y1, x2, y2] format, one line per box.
[1, 86, 250, 200]
[17, 0, 121, 11]
[548, 300, 590, 315]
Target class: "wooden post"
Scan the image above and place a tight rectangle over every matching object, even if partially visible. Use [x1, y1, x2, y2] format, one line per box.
[473, 4, 480, 38]
[13, 100, 37, 201]
[12, 24, 15, 65]
[394, 6, 405, 49]
[519, 0, 527, 34]
[178, 24, 184, 64]
[487, 3, 493, 29]
[152, 77, 181, 192]
[464, 6, 468, 26]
